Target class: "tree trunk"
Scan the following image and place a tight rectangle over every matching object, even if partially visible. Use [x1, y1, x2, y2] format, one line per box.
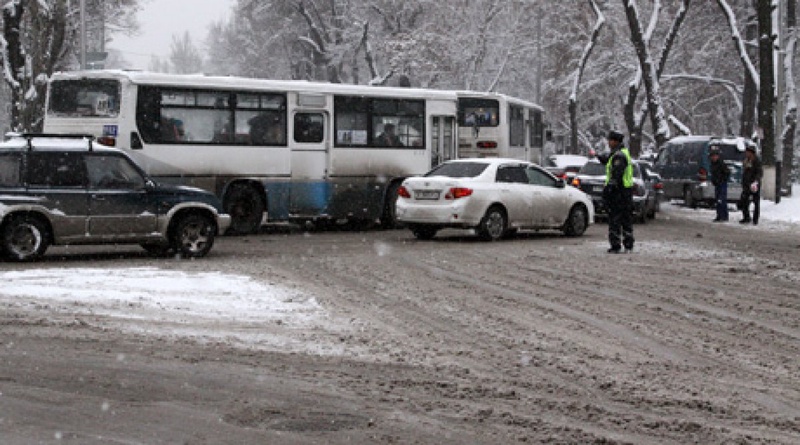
[781, 0, 797, 194]
[758, 0, 775, 166]
[740, 6, 758, 138]
[622, 0, 670, 153]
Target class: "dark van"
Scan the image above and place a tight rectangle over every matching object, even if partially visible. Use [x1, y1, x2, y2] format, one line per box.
[653, 135, 753, 207]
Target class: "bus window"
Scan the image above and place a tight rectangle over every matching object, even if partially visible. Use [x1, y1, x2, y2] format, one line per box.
[48, 79, 120, 118]
[294, 113, 324, 143]
[237, 93, 287, 146]
[372, 99, 424, 147]
[509, 105, 525, 147]
[530, 110, 544, 148]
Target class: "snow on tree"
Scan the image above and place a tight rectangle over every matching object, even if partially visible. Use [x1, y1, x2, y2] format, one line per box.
[170, 31, 204, 74]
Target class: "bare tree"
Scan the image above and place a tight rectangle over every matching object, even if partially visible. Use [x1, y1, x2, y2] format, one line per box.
[1, 0, 141, 132]
[1, 1, 71, 132]
[170, 32, 204, 74]
[569, 0, 605, 154]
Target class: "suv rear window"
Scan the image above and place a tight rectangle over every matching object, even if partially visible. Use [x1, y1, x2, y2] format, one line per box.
[27, 152, 86, 187]
[0, 154, 22, 187]
[710, 143, 743, 162]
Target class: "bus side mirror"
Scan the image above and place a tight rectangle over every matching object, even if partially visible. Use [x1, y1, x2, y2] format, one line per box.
[131, 132, 143, 149]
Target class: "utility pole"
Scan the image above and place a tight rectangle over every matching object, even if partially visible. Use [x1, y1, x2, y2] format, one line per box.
[80, 0, 87, 69]
[776, 0, 785, 203]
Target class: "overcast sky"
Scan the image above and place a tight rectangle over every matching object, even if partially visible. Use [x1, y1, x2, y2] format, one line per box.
[108, 0, 236, 70]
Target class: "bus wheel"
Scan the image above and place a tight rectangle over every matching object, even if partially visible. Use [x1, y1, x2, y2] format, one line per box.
[224, 184, 265, 235]
[381, 182, 402, 229]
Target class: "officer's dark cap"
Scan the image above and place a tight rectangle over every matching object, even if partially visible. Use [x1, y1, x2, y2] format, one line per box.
[607, 131, 624, 142]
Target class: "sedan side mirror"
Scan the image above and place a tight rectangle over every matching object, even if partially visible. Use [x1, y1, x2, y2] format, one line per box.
[555, 178, 566, 188]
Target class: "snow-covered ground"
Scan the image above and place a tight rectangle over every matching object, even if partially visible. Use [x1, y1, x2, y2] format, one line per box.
[665, 192, 800, 227]
[2, 193, 798, 349]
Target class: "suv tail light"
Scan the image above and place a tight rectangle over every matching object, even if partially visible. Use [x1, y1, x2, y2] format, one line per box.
[97, 136, 116, 146]
[445, 187, 473, 200]
[397, 185, 411, 198]
[697, 167, 708, 181]
[654, 182, 663, 190]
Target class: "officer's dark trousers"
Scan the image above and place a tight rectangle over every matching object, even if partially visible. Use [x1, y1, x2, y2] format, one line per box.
[740, 187, 760, 223]
[607, 189, 634, 250]
[714, 182, 729, 221]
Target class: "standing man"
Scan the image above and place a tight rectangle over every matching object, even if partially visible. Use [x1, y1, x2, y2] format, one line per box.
[709, 145, 730, 222]
[600, 130, 634, 253]
[739, 144, 763, 225]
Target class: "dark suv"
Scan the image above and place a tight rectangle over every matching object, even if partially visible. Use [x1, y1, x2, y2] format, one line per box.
[0, 134, 231, 261]
[653, 135, 751, 207]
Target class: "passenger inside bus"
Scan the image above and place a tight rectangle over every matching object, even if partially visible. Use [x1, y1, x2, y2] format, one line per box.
[249, 113, 285, 145]
[375, 123, 404, 147]
[160, 117, 185, 142]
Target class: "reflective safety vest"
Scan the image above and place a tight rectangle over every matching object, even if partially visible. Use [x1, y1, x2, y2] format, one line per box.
[605, 147, 634, 188]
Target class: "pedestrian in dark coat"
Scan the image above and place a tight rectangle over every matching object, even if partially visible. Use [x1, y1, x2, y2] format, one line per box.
[739, 145, 763, 225]
[709, 145, 730, 222]
[601, 130, 634, 253]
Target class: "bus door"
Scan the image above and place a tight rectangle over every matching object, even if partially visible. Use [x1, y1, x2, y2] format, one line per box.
[431, 115, 457, 167]
[289, 111, 331, 216]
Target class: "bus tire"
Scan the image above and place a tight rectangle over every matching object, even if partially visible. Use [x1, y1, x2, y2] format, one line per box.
[224, 183, 265, 235]
[381, 181, 402, 229]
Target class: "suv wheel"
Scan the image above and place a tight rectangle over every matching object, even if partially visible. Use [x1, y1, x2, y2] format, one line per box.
[2, 215, 50, 262]
[171, 213, 216, 258]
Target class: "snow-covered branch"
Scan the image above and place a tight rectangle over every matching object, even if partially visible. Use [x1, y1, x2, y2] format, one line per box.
[716, 0, 759, 90]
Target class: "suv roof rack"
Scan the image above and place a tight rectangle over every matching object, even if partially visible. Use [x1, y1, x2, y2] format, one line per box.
[19, 133, 96, 152]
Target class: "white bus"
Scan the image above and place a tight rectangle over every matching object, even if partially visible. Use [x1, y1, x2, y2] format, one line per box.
[456, 91, 546, 164]
[44, 70, 458, 233]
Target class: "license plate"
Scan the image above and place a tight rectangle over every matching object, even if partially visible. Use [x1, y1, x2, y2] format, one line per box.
[592, 185, 604, 192]
[415, 190, 440, 200]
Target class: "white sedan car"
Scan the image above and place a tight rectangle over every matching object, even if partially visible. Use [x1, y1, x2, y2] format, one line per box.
[396, 158, 594, 240]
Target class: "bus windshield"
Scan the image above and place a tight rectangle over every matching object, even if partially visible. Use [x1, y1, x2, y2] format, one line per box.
[48, 79, 121, 118]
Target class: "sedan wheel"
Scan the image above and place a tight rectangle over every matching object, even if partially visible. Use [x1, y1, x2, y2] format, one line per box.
[171, 213, 216, 258]
[477, 206, 506, 241]
[562, 205, 588, 237]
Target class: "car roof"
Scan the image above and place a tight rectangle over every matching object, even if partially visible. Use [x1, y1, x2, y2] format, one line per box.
[442, 157, 535, 166]
[0, 134, 118, 153]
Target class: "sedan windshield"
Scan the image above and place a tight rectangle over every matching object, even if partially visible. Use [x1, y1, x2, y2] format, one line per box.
[425, 162, 488, 178]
